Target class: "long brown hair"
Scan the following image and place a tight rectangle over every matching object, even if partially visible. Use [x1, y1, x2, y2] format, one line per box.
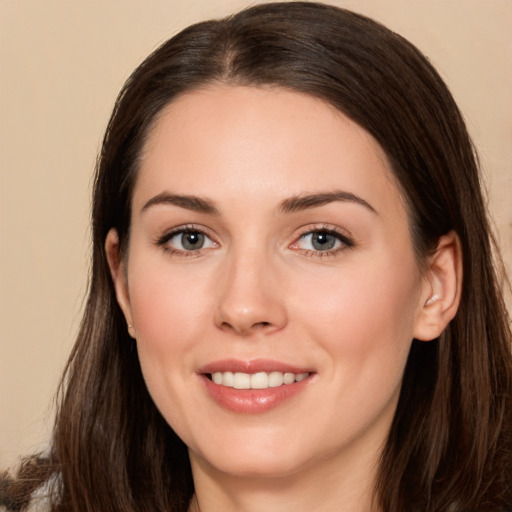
[3, 2, 511, 511]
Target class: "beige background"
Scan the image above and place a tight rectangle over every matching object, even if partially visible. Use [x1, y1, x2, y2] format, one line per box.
[1, 0, 511, 469]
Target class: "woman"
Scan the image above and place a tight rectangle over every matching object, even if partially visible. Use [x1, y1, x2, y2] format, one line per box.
[2, 2, 511, 511]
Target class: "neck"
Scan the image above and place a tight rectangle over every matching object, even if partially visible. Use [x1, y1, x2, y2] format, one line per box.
[188, 444, 382, 512]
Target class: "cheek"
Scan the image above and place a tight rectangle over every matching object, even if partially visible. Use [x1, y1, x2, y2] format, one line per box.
[126, 257, 215, 435]
[125, 255, 216, 408]
[128, 255, 212, 344]
[295, 254, 421, 375]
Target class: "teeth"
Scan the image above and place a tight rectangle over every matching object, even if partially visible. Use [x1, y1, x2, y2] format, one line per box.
[210, 371, 309, 389]
[251, 372, 268, 389]
[233, 372, 251, 389]
[283, 372, 296, 384]
[269, 371, 283, 387]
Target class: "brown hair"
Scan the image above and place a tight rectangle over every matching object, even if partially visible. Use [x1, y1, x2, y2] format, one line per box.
[2, 2, 511, 511]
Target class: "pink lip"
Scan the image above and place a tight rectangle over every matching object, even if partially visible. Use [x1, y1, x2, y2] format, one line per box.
[198, 358, 313, 375]
[197, 359, 314, 414]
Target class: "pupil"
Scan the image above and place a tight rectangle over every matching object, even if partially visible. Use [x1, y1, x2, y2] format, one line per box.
[312, 232, 335, 251]
[182, 232, 204, 250]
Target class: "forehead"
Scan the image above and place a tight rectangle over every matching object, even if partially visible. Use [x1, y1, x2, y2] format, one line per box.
[134, 85, 404, 217]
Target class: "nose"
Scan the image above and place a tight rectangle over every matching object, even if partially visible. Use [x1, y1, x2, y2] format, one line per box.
[214, 249, 287, 336]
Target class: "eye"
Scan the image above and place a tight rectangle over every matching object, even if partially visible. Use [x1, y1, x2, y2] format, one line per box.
[300, 231, 340, 251]
[159, 228, 217, 253]
[291, 228, 353, 255]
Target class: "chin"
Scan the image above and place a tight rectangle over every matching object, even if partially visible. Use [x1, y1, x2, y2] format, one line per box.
[190, 438, 325, 481]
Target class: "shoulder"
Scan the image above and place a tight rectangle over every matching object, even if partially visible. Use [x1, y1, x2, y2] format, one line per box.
[0, 473, 57, 512]
[25, 473, 59, 512]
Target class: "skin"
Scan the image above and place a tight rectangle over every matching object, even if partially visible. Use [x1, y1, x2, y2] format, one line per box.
[106, 85, 461, 512]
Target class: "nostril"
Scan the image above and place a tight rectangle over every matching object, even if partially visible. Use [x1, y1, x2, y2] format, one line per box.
[254, 321, 271, 329]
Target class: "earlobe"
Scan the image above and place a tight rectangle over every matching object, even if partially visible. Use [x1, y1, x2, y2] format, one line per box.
[413, 231, 463, 341]
[105, 229, 135, 337]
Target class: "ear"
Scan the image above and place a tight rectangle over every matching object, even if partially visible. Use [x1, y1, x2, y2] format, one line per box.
[105, 229, 136, 338]
[413, 231, 463, 341]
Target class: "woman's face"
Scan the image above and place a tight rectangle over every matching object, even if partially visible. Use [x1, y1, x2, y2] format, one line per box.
[110, 85, 432, 480]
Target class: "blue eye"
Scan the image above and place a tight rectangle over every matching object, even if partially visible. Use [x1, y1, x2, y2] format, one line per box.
[296, 229, 352, 253]
[163, 229, 216, 252]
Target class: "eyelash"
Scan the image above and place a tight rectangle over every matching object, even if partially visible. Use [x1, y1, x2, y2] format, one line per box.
[155, 225, 217, 257]
[292, 226, 354, 259]
[155, 224, 354, 258]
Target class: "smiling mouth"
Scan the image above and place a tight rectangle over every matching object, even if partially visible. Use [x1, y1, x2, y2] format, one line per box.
[207, 371, 310, 390]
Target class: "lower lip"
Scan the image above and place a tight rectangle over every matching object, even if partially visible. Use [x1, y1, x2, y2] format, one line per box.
[201, 375, 312, 413]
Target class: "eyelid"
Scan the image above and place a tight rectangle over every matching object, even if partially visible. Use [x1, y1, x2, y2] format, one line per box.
[153, 222, 354, 258]
[155, 224, 219, 255]
[289, 224, 354, 256]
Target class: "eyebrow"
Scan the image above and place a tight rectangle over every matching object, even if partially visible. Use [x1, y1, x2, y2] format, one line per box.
[279, 191, 377, 215]
[141, 192, 220, 215]
[140, 189, 377, 216]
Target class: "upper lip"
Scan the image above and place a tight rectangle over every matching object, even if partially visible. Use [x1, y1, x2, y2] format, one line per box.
[198, 358, 314, 375]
